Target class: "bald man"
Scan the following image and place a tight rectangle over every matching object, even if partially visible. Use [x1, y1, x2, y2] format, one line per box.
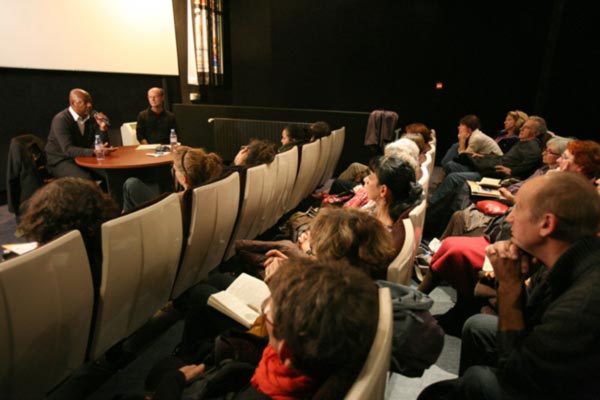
[45, 88, 115, 180]
[136, 87, 177, 144]
[419, 172, 600, 400]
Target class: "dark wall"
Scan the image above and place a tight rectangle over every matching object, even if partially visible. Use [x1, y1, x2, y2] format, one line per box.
[225, 0, 597, 155]
[0, 68, 180, 192]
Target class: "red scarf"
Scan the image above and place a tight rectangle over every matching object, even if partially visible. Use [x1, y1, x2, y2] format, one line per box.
[251, 344, 317, 400]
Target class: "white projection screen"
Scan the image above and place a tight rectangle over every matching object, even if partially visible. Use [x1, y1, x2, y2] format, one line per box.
[0, 0, 178, 75]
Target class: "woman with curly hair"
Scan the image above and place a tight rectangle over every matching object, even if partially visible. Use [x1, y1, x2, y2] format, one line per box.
[231, 139, 277, 169]
[17, 177, 120, 286]
[122, 145, 223, 211]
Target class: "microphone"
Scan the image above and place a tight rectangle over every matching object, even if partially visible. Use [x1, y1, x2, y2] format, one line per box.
[91, 110, 111, 127]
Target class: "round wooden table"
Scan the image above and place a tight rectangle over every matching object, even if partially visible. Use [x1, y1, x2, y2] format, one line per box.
[76, 145, 175, 206]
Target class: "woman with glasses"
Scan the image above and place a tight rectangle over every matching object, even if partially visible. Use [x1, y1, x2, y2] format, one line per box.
[121, 146, 223, 212]
[141, 260, 378, 399]
[557, 139, 600, 181]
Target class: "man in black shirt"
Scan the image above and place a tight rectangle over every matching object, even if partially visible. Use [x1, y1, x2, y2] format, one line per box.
[136, 87, 177, 144]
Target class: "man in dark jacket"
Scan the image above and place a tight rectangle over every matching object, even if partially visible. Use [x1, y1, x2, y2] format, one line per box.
[45, 88, 115, 179]
[419, 171, 600, 400]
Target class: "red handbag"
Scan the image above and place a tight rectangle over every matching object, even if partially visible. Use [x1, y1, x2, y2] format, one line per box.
[476, 200, 508, 215]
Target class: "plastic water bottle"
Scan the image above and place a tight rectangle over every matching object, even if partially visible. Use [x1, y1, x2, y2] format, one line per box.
[170, 129, 178, 151]
[94, 134, 105, 160]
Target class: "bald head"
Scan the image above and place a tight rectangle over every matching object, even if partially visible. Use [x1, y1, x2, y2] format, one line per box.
[69, 88, 93, 118]
[147, 87, 165, 110]
[525, 172, 600, 241]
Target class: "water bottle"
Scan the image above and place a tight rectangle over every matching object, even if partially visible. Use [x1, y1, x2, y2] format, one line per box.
[170, 129, 178, 151]
[94, 134, 105, 160]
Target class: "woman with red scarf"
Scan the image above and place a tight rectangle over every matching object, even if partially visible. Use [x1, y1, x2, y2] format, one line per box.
[147, 259, 378, 399]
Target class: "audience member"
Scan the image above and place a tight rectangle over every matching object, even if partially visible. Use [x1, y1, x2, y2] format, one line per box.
[147, 260, 378, 399]
[426, 116, 547, 239]
[494, 110, 528, 153]
[122, 146, 222, 212]
[557, 139, 600, 180]
[17, 177, 120, 287]
[230, 139, 277, 170]
[307, 120, 331, 141]
[405, 122, 433, 151]
[45, 88, 115, 180]
[278, 124, 308, 152]
[419, 172, 600, 400]
[441, 114, 502, 174]
[136, 87, 177, 145]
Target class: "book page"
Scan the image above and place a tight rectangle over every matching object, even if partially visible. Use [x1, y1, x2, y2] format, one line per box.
[207, 291, 260, 328]
[478, 177, 501, 188]
[2, 242, 38, 255]
[467, 181, 501, 198]
[136, 144, 161, 150]
[225, 273, 271, 310]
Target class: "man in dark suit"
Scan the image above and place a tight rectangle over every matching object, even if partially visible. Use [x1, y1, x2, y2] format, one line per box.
[45, 88, 115, 179]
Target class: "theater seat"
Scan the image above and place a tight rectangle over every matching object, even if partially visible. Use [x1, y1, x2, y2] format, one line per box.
[387, 218, 417, 285]
[345, 287, 393, 400]
[88, 193, 182, 360]
[0, 231, 93, 400]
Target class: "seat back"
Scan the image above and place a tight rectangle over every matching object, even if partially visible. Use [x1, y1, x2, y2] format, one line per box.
[224, 164, 272, 260]
[317, 134, 333, 186]
[172, 173, 240, 298]
[89, 193, 182, 359]
[409, 199, 427, 247]
[386, 218, 417, 285]
[273, 146, 299, 220]
[322, 127, 345, 184]
[0, 231, 93, 400]
[120, 122, 139, 145]
[345, 287, 393, 400]
[418, 164, 430, 197]
[287, 140, 321, 212]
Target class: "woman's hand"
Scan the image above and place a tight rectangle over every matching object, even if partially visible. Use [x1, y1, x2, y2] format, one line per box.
[264, 249, 288, 282]
[498, 187, 515, 204]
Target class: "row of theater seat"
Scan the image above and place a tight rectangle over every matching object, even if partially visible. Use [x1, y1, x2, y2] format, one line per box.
[0, 127, 345, 400]
[387, 130, 437, 285]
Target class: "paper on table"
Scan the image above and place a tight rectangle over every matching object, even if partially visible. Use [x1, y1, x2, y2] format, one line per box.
[146, 152, 169, 157]
[136, 144, 161, 150]
[2, 242, 38, 255]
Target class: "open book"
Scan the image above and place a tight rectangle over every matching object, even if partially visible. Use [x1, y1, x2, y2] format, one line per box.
[207, 273, 271, 328]
[467, 180, 502, 198]
[478, 177, 502, 188]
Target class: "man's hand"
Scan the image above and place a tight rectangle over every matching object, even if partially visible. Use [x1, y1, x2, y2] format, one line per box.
[485, 240, 528, 331]
[498, 187, 515, 204]
[93, 112, 110, 131]
[495, 165, 512, 176]
[94, 143, 117, 156]
[179, 364, 205, 382]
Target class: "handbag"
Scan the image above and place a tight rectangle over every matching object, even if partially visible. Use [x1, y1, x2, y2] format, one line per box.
[476, 200, 509, 216]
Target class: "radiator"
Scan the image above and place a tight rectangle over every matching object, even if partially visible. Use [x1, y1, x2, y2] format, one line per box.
[209, 118, 311, 160]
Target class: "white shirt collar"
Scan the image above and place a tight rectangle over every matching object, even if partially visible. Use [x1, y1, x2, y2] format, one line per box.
[69, 106, 89, 123]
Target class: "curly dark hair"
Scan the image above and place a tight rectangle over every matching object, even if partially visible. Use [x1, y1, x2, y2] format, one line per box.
[269, 258, 378, 384]
[245, 139, 277, 167]
[18, 177, 119, 245]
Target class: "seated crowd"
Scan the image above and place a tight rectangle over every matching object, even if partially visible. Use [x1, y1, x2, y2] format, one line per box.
[8, 103, 600, 399]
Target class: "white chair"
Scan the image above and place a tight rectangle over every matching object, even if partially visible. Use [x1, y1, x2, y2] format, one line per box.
[89, 193, 182, 359]
[418, 164, 430, 197]
[120, 121, 139, 145]
[409, 199, 427, 248]
[0, 231, 94, 400]
[321, 126, 345, 184]
[172, 173, 240, 297]
[256, 158, 280, 234]
[317, 134, 333, 186]
[273, 146, 299, 221]
[386, 218, 417, 285]
[287, 140, 321, 212]
[224, 164, 271, 260]
[345, 287, 393, 400]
